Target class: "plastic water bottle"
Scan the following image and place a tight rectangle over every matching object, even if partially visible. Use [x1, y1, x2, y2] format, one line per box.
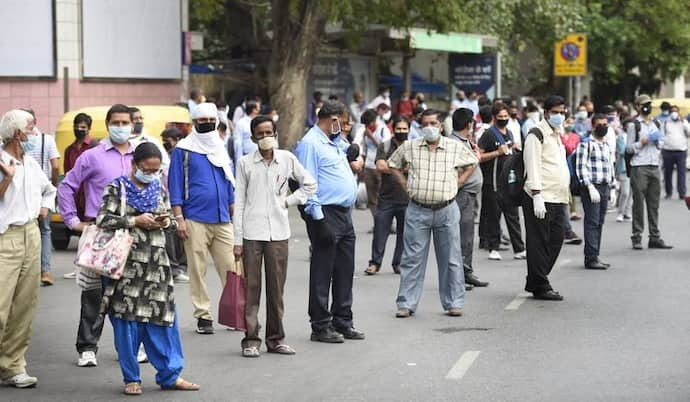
[508, 169, 517, 184]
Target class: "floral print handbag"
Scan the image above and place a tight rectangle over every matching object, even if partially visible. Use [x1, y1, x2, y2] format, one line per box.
[75, 182, 133, 279]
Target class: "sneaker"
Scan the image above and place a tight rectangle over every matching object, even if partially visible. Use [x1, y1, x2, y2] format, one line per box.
[616, 214, 624, 223]
[77, 351, 98, 367]
[63, 271, 77, 279]
[2, 372, 37, 388]
[564, 232, 583, 245]
[137, 345, 148, 363]
[514, 251, 527, 260]
[623, 215, 632, 222]
[41, 272, 54, 286]
[196, 318, 215, 334]
[173, 273, 190, 284]
[488, 250, 502, 261]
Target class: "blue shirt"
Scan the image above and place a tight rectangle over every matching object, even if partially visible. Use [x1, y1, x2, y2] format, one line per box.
[168, 149, 235, 224]
[294, 125, 357, 220]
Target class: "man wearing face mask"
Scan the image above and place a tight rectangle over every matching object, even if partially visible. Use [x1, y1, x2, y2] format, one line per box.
[0, 109, 56, 388]
[168, 103, 236, 335]
[654, 101, 671, 124]
[294, 101, 363, 343]
[365, 114, 410, 276]
[575, 114, 616, 270]
[478, 104, 526, 261]
[233, 100, 261, 171]
[359, 109, 391, 218]
[573, 105, 590, 137]
[128, 107, 170, 173]
[58, 104, 136, 367]
[660, 105, 690, 199]
[233, 115, 316, 357]
[387, 109, 478, 318]
[522, 95, 571, 301]
[626, 95, 672, 250]
[507, 105, 522, 150]
[449, 108, 488, 288]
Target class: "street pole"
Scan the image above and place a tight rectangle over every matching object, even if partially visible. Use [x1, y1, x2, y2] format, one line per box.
[567, 77, 573, 112]
[496, 52, 502, 98]
[181, 0, 190, 102]
[574, 76, 581, 110]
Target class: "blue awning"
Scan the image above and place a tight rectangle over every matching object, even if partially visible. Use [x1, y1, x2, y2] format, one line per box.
[379, 73, 447, 94]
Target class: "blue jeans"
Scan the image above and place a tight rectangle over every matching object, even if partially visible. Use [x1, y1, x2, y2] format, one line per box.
[38, 216, 51, 273]
[396, 202, 465, 312]
[581, 183, 610, 264]
[662, 150, 687, 197]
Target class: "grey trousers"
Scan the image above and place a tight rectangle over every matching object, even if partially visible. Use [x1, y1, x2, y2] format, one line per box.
[630, 165, 661, 242]
[455, 190, 477, 276]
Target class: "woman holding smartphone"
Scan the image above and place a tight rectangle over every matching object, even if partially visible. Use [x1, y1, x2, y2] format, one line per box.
[95, 142, 199, 395]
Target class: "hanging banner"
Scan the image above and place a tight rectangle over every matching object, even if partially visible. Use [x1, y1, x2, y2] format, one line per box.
[448, 53, 496, 97]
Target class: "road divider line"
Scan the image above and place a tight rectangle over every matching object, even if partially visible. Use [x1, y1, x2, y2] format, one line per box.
[557, 258, 572, 268]
[505, 292, 531, 311]
[445, 350, 481, 380]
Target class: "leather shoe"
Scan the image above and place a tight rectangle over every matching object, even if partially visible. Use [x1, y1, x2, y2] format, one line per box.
[335, 327, 365, 340]
[585, 261, 608, 270]
[632, 241, 643, 250]
[396, 308, 414, 318]
[465, 283, 474, 291]
[533, 290, 564, 301]
[648, 239, 673, 249]
[465, 274, 489, 287]
[310, 328, 344, 343]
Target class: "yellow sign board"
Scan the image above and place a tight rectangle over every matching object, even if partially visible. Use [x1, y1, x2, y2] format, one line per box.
[554, 33, 587, 77]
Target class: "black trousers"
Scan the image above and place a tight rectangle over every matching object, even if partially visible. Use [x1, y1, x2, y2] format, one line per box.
[76, 288, 105, 353]
[456, 190, 477, 276]
[480, 186, 525, 252]
[522, 195, 566, 293]
[370, 199, 406, 268]
[165, 229, 187, 276]
[306, 205, 356, 332]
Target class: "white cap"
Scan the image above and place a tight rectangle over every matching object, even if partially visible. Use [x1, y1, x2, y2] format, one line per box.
[191, 102, 218, 120]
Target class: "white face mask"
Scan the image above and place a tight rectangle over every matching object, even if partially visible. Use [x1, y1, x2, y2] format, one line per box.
[528, 112, 540, 121]
[383, 91, 390, 98]
[258, 136, 275, 151]
[670, 111, 680, 121]
[421, 126, 441, 143]
[272, 114, 279, 123]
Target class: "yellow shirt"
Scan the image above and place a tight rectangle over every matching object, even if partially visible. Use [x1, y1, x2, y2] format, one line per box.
[522, 120, 570, 204]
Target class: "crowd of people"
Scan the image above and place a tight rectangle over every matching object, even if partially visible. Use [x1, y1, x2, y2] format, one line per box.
[0, 85, 688, 394]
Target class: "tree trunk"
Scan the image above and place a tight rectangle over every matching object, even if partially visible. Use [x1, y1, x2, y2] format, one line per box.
[268, 0, 328, 151]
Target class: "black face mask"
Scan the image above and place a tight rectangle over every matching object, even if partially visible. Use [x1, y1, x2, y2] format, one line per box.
[329, 133, 340, 141]
[509, 113, 518, 119]
[394, 132, 408, 142]
[594, 125, 608, 137]
[133, 122, 144, 134]
[163, 142, 173, 152]
[641, 104, 652, 115]
[74, 128, 87, 140]
[195, 122, 216, 133]
[496, 119, 509, 128]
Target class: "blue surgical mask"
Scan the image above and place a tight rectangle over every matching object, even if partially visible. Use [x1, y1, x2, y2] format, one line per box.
[134, 168, 159, 184]
[548, 113, 565, 128]
[20, 134, 37, 153]
[109, 125, 132, 144]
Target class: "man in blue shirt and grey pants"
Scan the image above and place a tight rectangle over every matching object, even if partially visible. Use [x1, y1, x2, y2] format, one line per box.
[295, 101, 365, 343]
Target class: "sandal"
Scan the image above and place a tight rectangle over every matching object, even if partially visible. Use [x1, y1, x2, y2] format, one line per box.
[267, 344, 296, 355]
[124, 382, 142, 395]
[162, 378, 200, 391]
[242, 346, 260, 358]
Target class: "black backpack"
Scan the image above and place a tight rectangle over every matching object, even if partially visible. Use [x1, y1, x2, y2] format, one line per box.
[569, 135, 591, 196]
[497, 127, 544, 207]
[624, 119, 660, 177]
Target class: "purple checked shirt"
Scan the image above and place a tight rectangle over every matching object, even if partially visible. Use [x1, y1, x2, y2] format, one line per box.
[57, 139, 134, 229]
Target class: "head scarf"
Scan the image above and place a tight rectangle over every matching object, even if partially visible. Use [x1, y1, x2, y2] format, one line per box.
[176, 103, 235, 185]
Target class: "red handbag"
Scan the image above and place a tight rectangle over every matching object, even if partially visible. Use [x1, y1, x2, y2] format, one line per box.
[218, 259, 246, 331]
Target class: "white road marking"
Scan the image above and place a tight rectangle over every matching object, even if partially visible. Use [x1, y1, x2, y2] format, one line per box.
[445, 351, 481, 380]
[505, 292, 531, 311]
[406, 362, 417, 366]
[557, 258, 572, 267]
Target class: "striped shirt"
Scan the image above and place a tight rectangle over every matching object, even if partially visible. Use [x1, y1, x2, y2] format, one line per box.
[387, 136, 478, 204]
[575, 138, 614, 186]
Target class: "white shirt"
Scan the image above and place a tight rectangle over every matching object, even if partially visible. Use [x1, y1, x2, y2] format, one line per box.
[0, 149, 56, 234]
[508, 119, 522, 148]
[233, 149, 317, 243]
[129, 132, 171, 173]
[232, 104, 246, 125]
[25, 133, 60, 180]
[367, 94, 391, 110]
[361, 122, 391, 170]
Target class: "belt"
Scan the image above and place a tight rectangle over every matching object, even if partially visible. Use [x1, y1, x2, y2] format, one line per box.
[411, 198, 454, 211]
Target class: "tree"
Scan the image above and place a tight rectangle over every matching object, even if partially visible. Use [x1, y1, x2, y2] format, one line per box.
[584, 0, 690, 103]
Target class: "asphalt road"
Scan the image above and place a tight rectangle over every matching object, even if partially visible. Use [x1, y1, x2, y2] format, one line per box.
[4, 197, 690, 401]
